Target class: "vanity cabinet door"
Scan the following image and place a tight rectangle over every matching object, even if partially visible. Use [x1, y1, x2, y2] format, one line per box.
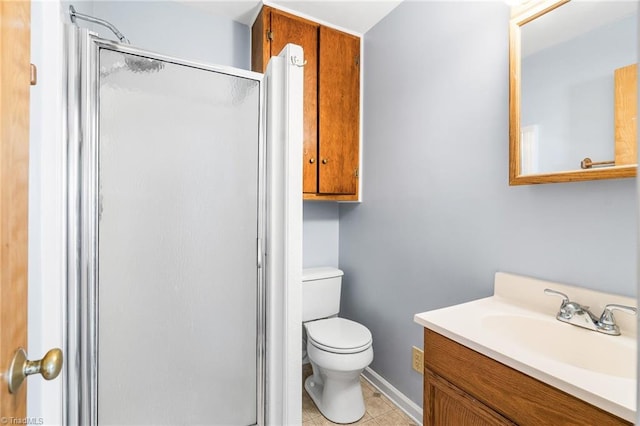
[425, 371, 515, 426]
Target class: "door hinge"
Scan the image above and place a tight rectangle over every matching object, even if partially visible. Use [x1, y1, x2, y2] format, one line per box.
[354, 168, 359, 178]
[266, 30, 274, 41]
[30, 63, 37, 86]
[355, 55, 360, 67]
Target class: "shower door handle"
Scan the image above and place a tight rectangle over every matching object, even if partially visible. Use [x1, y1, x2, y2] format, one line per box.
[6, 347, 63, 393]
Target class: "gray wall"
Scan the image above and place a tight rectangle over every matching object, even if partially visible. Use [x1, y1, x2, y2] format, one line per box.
[339, 0, 637, 407]
[67, 1, 250, 69]
[303, 202, 340, 268]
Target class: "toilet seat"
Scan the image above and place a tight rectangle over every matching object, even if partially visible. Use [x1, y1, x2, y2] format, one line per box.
[306, 317, 372, 354]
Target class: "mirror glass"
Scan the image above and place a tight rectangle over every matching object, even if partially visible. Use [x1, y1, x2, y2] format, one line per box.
[510, 0, 638, 185]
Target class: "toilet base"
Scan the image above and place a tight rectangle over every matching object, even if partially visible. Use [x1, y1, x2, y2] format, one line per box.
[304, 371, 366, 424]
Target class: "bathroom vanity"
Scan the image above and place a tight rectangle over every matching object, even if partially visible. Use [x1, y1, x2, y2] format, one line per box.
[415, 273, 636, 425]
[423, 330, 630, 425]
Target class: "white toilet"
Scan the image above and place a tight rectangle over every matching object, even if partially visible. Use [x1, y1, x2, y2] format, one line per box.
[302, 267, 374, 424]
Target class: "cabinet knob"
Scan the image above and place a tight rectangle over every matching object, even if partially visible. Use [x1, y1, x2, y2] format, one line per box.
[309, 158, 315, 164]
[322, 159, 328, 164]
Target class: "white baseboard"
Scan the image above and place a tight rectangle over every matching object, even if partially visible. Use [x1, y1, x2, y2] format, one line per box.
[362, 367, 423, 425]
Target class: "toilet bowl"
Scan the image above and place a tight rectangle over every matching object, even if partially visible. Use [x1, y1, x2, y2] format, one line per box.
[304, 317, 373, 423]
[302, 268, 374, 424]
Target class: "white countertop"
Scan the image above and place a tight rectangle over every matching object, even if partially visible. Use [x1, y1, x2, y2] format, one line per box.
[414, 272, 637, 423]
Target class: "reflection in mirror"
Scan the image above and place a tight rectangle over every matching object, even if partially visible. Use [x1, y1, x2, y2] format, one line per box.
[509, 0, 638, 185]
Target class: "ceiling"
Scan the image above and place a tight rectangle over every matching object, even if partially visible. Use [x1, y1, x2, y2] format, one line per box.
[185, 0, 404, 35]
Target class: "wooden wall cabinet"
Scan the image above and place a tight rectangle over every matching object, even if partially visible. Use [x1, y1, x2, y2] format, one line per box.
[423, 329, 631, 426]
[251, 6, 361, 201]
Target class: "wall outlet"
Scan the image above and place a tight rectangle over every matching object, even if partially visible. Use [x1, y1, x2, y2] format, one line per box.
[412, 346, 424, 374]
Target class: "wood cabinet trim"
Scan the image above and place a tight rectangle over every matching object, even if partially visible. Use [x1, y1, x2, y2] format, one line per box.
[509, 165, 636, 185]
[303, 192, 358, 202]
[614, 63, 638, 166]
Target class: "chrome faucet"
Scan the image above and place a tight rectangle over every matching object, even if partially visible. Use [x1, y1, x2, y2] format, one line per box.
[544, 288, 637, 336]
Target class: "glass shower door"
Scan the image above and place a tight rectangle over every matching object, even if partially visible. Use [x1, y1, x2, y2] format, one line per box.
[94, 47, 262, 425]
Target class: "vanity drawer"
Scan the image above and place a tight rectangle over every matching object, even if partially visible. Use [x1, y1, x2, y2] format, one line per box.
[424, 329, 631, 426]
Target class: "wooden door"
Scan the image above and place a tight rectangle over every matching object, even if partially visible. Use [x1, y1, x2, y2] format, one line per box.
[318, 26, 360, 195]
[0, 0, 31, 417]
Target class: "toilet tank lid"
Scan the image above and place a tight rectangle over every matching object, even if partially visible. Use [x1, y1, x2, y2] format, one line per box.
[302, 267, 344, 282]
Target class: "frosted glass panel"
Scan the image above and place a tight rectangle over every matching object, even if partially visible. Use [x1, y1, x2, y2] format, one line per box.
[97, 48, 260, 425]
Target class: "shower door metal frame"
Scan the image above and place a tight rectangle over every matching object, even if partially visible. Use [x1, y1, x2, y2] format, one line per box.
[64, 25, 267, 426]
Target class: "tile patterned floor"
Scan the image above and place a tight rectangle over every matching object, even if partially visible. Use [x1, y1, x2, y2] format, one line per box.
[302, 365, 418, 426]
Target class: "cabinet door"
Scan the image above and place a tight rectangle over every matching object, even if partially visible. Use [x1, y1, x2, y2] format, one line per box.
[270, 10, 319, 194]
[318, 26, 360, 195]
[425, 372, 515, 426]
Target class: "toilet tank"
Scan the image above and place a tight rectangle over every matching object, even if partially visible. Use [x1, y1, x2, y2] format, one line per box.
[302, 267, 344, 322]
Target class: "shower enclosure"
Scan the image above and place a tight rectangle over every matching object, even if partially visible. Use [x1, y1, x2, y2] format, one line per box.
[65, 24, 303, 425]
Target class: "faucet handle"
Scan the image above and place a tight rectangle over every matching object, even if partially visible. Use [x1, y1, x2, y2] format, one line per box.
[544, 288, 569, 303]
[544, 288, 571, 308]
[597, 304, 637, 335]
[544, 288, 573, 319]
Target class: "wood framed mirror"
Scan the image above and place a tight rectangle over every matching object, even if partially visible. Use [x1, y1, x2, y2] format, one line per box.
[509, 0, 638, 185]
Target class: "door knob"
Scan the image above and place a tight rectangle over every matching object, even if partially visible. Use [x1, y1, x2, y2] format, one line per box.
[7, 347, 63, 393]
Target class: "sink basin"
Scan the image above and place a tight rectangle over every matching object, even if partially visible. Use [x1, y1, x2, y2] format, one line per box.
[481, 314, 637, 379]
